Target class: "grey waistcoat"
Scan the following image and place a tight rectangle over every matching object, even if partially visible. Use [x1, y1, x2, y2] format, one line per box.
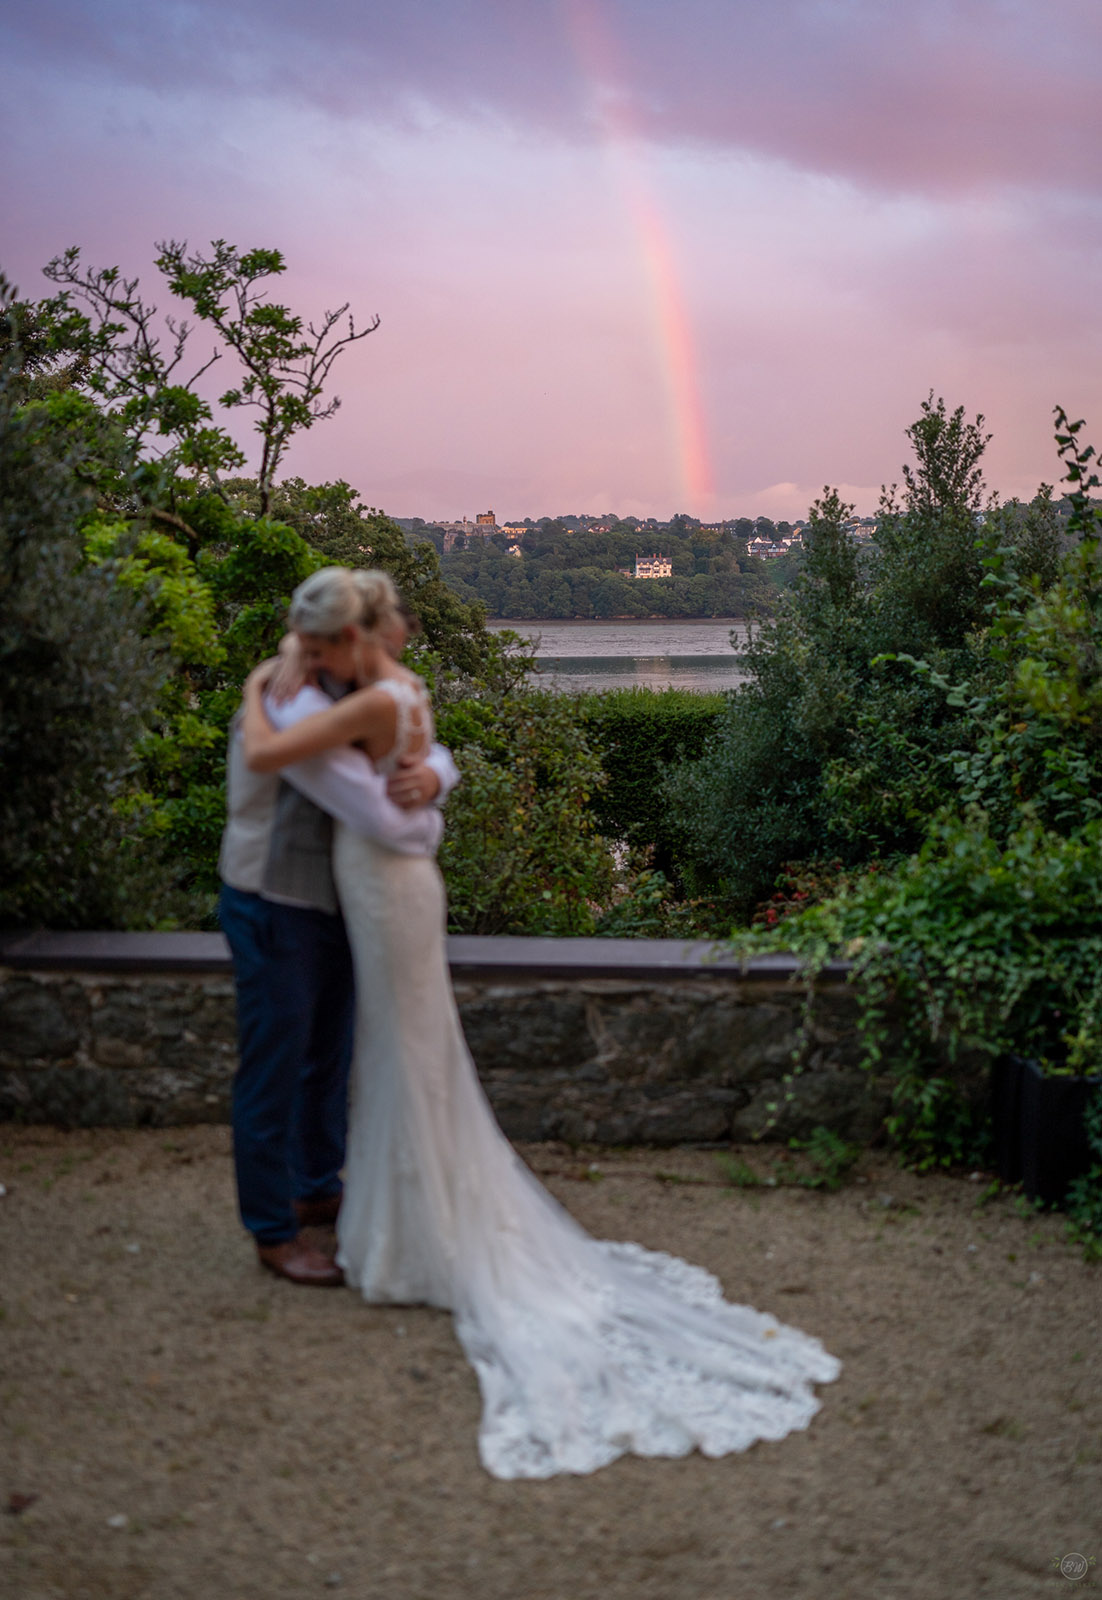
[261, 673, 351, 915]
[261, 783, 339, 915]
[219, 678, 347, 916]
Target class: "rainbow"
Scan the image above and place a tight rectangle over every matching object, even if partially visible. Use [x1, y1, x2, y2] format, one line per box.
[564, 0, 714, 510]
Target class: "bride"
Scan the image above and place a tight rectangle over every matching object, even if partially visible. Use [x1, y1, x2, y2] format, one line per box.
[242, 566, 840, 1480]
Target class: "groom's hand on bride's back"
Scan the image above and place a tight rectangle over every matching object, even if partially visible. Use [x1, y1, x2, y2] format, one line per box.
[386, 755, 441, 809]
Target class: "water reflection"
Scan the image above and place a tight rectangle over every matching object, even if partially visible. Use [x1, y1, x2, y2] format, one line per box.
[534, 654, 747, 693]
[490, 619, 751, 694]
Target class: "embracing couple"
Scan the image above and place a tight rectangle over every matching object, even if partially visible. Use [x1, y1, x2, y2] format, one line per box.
[219, 565, 840, 1480]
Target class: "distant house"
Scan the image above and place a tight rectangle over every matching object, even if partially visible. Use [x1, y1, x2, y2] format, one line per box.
[748, 537, 797, 560]
[634, 553, 673, 579]
[506, 544, 523, 559]
[476, 510, 496, 527]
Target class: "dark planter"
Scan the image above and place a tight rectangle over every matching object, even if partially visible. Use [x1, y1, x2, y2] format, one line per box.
[991, 1055, 1102, 1207]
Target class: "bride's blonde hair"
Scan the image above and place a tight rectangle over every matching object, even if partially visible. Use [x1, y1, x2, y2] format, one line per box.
[289, 567, 401, 638]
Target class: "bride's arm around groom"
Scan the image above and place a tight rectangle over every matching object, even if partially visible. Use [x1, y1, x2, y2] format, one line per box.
[260, 676, 455, 856]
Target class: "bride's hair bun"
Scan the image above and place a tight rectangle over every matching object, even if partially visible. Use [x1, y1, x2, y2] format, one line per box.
[289, 566, 401, 638]
[349, 569, 400, 633]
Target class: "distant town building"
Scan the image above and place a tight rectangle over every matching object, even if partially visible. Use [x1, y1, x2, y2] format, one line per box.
[501, 524, 527, 539]
[506, 544, 523, 559]
[436, 514, 501, 551]
[634, 553, 673, 579]
[437, 519, 473, 552]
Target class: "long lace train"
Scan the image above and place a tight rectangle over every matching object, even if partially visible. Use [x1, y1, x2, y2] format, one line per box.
[332, 825, 840, 1479]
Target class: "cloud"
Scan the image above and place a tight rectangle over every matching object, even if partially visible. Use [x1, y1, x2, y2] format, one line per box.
[5, 0, 1101, 200]
[3, 1, 1099, 520]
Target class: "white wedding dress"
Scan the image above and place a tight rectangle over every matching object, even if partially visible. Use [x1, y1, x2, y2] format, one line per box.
[332, 678, 840, 1480]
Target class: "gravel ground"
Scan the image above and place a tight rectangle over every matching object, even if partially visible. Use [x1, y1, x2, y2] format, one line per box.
[0, 1124, 1099, 1600]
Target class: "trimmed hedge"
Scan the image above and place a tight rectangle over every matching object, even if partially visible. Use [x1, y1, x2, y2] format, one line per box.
[578, 689, 726, 877]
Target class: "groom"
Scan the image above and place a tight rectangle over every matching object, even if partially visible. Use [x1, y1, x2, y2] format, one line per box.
[218, 612, 459, 1287]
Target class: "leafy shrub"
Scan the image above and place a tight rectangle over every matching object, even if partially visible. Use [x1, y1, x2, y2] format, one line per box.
[713, 1128, 861, 1191]
[929, 433, 1102, 841]
[436, 689, 613, 935]
[432, 680, 733, 939]
[749, 813, 1102, 1169]
[659, 616, 830, 915]
[785, 1127, 862, 1191]
[0, 286, 176, 928]
[750, 857, 873, 928]
[577, 687, 725, 878]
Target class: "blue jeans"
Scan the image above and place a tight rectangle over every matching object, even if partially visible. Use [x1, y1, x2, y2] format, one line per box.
[218, 885, 355, 1244]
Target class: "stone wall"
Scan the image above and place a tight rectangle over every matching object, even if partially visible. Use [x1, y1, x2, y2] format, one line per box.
[0, 933, 889, 1145]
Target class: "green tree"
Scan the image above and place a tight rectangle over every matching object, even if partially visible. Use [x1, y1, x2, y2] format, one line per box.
[42, 240, 378, 512]
[900, 393, 989, 516]
[928, 414, 1102, 838]
[227, 476, 493, 680]
[4, 244, 382, 909]
[663, 398, 1016, 915]
[873, 395, 992, 652]
[801, 487, 859, 611]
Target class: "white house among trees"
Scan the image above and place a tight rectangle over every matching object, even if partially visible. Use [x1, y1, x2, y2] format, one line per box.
[634, 552, 673, 578]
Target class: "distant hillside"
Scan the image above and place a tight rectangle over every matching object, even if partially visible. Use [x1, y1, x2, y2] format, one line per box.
[398, 516, 801, 619]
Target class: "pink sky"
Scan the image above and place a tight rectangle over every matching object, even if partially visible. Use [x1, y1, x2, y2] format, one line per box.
[3, 0, 1101, 521]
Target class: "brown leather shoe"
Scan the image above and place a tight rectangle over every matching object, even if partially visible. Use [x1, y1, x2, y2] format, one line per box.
[256, 1237, 344, 1287]
[293, 1194, 342, 1229]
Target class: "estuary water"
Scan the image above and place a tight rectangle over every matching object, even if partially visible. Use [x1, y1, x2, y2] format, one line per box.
[487, 618, 752, 693]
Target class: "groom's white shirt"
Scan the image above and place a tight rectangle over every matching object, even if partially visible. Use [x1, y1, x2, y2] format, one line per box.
[219, 685, 458, 898]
